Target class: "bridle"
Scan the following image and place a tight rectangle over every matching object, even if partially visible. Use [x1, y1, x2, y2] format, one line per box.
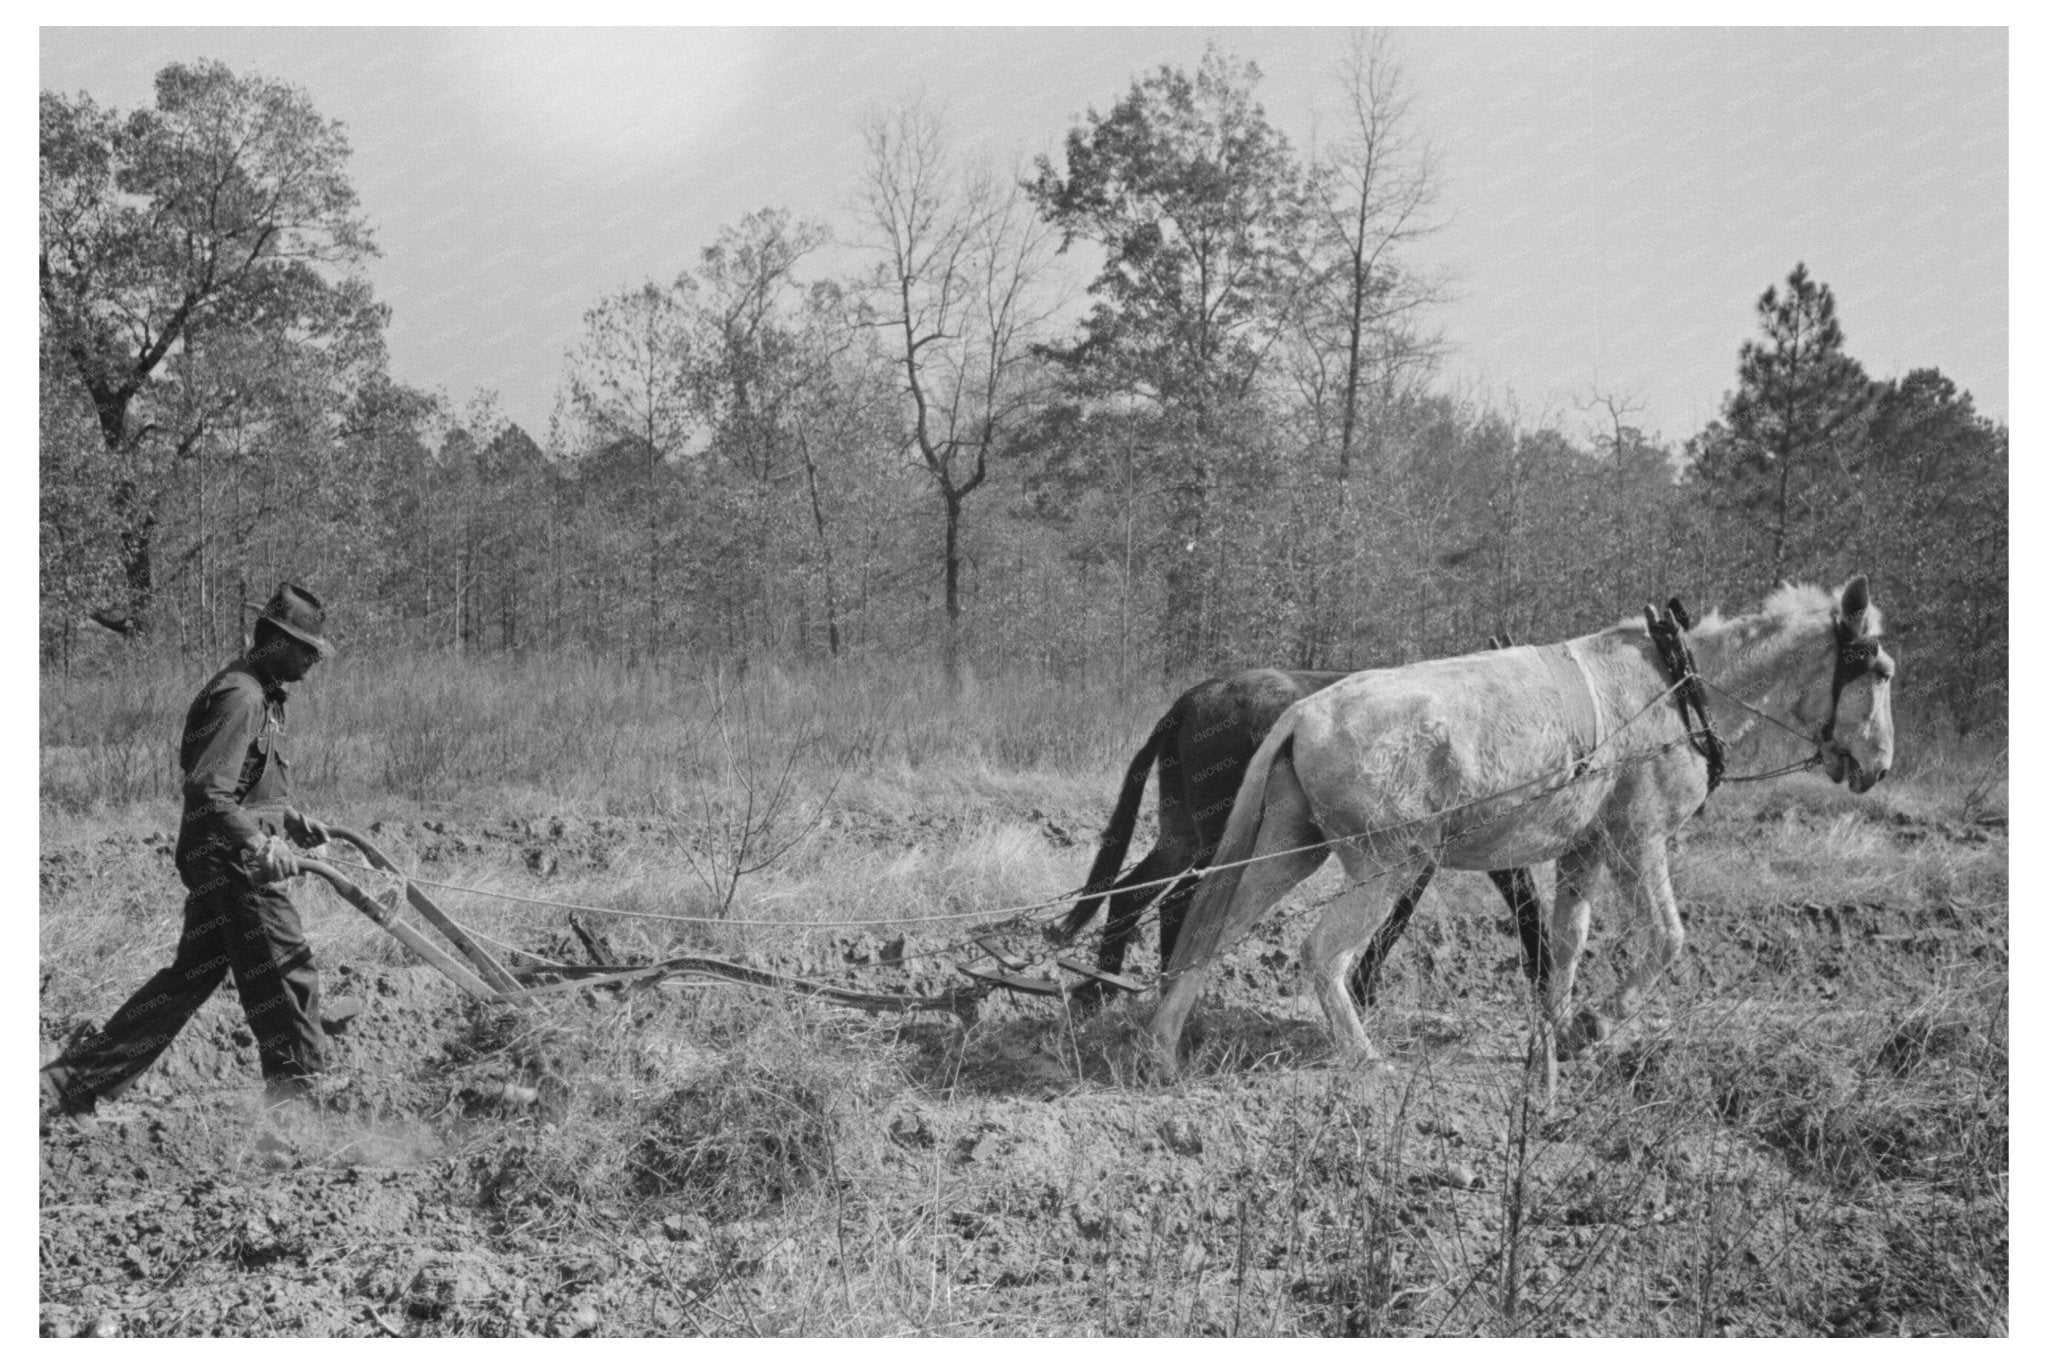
[1820, 614, 1889, 750]
[1654, 596, 1890, 793]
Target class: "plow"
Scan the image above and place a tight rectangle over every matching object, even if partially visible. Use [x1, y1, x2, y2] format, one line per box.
[303, 827, 1143, 1022]
[299, 605, 1809, 1046]
[298, 632, 1557, 1028]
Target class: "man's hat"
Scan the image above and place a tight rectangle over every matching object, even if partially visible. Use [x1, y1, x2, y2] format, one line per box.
[253, 582, 334, 659]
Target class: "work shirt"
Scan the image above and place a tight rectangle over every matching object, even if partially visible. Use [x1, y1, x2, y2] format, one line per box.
[175, 657, 292, 869]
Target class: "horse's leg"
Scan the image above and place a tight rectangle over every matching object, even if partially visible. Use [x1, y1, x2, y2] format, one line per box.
[1541, 845, 1603, 1064]
[1348, 863, 1437, 1008]
[1303, 850, 1428, 1062]
[1490, 867, 1551, 999]
[1579, 837, 1685, 1045]
[1486, 865, 1553, 1102]
[1095, 847, 1190, 976]
[1148, 745, 1206, 973]
[1070, 847, 1193, 1015]
[1150, 779, 1326, 1075]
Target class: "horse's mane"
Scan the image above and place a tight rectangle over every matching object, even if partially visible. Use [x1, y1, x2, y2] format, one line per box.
[1627, 580, 1882, 703]
[1602, 580, 1882, 641]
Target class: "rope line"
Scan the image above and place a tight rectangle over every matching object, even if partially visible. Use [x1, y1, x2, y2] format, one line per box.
[307, 678, 1697, 938]
[1699, 675, 1824, 746]
[304, 664, 1829, 996]
[299, 855, 1073, 931]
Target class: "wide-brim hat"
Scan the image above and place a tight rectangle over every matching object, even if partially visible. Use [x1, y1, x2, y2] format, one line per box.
[253, 582, 335, 659]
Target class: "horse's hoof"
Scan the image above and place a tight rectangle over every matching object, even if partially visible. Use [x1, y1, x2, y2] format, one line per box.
[1064, 982, 1110, 1018]
[1525, 1037, 1560, 1109]
[1143, 1036, 1183, 1085]
[1557, 1009, 1612, 1058]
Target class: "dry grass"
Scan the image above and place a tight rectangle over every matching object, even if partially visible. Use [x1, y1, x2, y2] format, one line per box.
[40, 652, 1171, 816]
[39, 653, 2007, 1336]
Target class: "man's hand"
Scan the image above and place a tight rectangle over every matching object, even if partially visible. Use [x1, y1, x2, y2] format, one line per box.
[284, 808, 331, 850]
[253, 836, 305, 884]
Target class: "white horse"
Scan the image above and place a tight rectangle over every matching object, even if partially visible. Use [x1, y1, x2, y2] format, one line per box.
[1151, 577, 1895, 1089]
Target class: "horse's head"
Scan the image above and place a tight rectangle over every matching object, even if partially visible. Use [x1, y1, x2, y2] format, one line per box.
[1817, 575, 1895, 792]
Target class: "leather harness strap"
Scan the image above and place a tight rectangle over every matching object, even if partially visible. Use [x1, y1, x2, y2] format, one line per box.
[1645, 596, 1726, 795]
[1535, 641, 1605, 767]
[1823, 617, 1884, 745]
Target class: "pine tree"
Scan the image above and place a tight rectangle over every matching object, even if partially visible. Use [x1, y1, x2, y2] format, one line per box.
[1687, 263, 1876, 586]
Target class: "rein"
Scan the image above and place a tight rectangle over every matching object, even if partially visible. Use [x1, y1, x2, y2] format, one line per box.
[1644, 597, 1727, 794]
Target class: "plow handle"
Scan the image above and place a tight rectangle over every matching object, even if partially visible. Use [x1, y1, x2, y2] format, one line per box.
[301, 861, 506, 1002]
[323, 826, 527, 996]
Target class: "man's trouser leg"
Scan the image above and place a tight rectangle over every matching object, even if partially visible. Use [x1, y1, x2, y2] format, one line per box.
[41, 890, 237, 1111]
[43, 872, 324, 1110]
[224, 882, 326, 1097]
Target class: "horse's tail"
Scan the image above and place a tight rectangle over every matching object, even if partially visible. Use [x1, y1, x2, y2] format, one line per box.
[1051, 706, 1180, 944]
[1166, 708, 1300, 976]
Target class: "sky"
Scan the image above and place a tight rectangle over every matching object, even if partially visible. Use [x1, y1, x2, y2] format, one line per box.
[36, 25, 2009, 451]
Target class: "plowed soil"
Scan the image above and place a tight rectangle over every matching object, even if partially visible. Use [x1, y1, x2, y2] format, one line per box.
[39, 798, 2007, 1336]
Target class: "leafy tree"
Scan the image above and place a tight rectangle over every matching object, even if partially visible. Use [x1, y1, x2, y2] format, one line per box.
[40, 60, 378, 629]
[1863, 369, 2007, 734]
[433, 397, 551, 653]
[339, 374, 444, 641]
[1027, 46, 1306, 419]
[40, 340, 124, 665]
[558, 278, 700, 660]
[691, 210, 830, 483]
[1027, 46, 1308, 671]
[1687, 263, 1876, 587]
[1578, 389, 1682, 607]
[687, 210, 834, 656]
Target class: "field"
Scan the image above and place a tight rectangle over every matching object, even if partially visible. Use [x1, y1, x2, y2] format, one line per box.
[38, 654, 2008, 1336]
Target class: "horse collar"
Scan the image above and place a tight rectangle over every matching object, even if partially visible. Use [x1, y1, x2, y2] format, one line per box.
[1645, 597, 1726, 794]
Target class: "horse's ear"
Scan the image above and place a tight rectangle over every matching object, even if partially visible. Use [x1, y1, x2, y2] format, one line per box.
[1840, 575, 1871, 625]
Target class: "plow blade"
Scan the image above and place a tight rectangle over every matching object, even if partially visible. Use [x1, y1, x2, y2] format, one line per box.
[1055, 957, 1144, 993]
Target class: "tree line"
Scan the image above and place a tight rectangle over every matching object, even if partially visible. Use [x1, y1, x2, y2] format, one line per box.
[40, 39, 2006, 736]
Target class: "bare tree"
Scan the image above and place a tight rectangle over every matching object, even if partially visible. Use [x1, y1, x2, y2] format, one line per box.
[860, 97, 1060, 686]
[1303, 28, 1448, 486]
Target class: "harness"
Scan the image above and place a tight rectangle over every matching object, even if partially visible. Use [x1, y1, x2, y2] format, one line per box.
[1644, 597, 1726, 794]
[1490, 630, 1604, 779]
[1646, 594, 1888, 796]
[1534, 640, 1606, 775]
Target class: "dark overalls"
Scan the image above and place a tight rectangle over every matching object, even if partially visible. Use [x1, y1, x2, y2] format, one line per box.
[45, 658, 326, 1110]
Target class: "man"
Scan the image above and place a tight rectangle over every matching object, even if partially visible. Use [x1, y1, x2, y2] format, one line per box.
[41, 583, 342, 1125]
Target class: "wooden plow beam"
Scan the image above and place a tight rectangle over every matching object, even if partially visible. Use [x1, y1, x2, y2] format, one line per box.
[511, 955, 985, 1019]
[305, 828, 1145, 1014]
